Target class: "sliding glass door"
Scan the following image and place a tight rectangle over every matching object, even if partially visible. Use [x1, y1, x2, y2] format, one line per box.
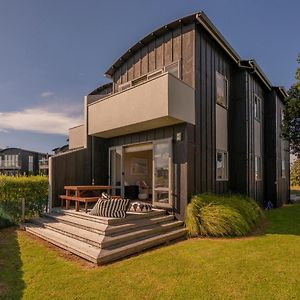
[109, 146, 124, 196]
[152, 138, 173, 208]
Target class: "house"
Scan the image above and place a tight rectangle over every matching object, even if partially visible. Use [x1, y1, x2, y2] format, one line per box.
[0, 147, 49, 175]
[49, 11, 290, 220]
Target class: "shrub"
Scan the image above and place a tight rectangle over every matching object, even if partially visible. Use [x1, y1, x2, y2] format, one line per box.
[0, 175, 48, 224]
[291, 159, 300, 186]
[185, 193, 264, 237]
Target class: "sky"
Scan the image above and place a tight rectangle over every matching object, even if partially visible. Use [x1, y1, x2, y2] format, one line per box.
[0, 0, 299, 154]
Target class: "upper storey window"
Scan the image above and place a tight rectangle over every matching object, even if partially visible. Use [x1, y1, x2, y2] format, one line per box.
[254, 94, 262, 121]
[216, 72, 228, 108]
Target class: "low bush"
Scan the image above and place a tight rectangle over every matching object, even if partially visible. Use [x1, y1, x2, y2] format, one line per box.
[185, 193, 264, 237]
[0, 175, 48, 224]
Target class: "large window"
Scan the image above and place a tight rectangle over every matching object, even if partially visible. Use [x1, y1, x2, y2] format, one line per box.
[28, 156, 34, 172]
[216, 150, 228, 181]
[3, 155, 19, 167]
[255, 156, 262, 181]
[254, 95, 261, 121]
[216, 72, 228, 108]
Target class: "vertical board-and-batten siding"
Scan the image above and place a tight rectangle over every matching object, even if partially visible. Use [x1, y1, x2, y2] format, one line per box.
[276, 97, 290, 206]
[246, 73, 265, 204]
[112, 23, 195, 90]
[194, 27, 234, 196]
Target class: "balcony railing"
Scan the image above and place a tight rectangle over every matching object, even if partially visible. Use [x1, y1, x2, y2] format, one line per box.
[0, 162, 21, 169]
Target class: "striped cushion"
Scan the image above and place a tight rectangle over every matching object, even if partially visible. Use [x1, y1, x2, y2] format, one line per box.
[128, 201, 152, 213]
[90, 197, 129, 218]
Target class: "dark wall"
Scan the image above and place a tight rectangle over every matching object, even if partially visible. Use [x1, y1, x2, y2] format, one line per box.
[49, 146, 92, 207]
[193, 26, 237, 196]
[230, 70, 248, 194]
[245, 72, 265, 205]
[112, 23, 196, 90]
[264, 91, 290, 207]
[0, 148, 46, 175]
[264, 90, 277, 204]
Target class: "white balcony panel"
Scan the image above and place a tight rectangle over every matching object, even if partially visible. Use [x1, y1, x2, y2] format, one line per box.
[88, 73, 195, 138]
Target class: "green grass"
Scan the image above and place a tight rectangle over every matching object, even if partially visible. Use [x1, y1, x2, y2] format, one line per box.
[186, 193, 264, 237]
[1, 204, 300, 300]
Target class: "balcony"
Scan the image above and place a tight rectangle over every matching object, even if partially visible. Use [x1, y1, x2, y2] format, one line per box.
[0, 162, 21, 169]
[87, 73, 195, 138]
[39, 159, 49, 169]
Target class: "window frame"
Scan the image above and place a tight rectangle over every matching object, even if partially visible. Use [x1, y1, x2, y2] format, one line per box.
[281, 160, 286, 179]
[254, 94, 262, 121]
[216, 149, 229, 181]
[216, 71, 228, 109]
[28, 155, 34, 172]
[255, 155, 262, 181]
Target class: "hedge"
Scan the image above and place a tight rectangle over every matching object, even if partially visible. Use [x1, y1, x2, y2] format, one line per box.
[0, 175, 48, 224]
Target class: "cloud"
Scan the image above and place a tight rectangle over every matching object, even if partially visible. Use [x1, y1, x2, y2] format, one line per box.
[0, 129, 9, 133]
[0, 106, 83, 135]
[41, 91, 54, 98]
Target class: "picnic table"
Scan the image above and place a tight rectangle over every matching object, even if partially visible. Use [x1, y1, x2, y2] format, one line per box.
[59, 185, 112, 213]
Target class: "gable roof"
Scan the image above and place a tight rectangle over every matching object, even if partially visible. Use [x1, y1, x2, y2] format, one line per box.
[104, 11, 241, 77]
[102, 11, 287, 99]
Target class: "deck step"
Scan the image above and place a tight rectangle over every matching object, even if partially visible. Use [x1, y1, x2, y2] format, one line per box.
[32, 217, 105, 247]
[50, 208, 167, 225]
[24, 223, 99, 263]
[98, 228, 187, 264]
[43, 212, 175, 236]
[24, 209, 186, 265]
[42, 213, 108, 234]
[102, 220, 183, 248]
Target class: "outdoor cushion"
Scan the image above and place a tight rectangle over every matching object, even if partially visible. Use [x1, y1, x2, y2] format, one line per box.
[128, 201, 152, 213]
[90, 197, 129, 218]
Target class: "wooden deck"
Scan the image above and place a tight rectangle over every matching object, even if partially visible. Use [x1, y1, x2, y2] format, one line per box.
[23, 207, 186, 264]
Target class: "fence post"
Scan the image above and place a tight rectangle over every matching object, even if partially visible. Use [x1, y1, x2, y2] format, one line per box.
[21, 198, 25, 222]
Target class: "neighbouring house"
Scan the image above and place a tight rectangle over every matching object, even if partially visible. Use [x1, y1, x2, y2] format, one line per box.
[49, 11, 290, 220]
[0, 147, 49, 175]
[52, 144, 69, 155]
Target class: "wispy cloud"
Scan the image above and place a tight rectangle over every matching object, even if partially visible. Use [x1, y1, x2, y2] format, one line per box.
[0, 105, 83, 135]
[41, 91, 54, 98]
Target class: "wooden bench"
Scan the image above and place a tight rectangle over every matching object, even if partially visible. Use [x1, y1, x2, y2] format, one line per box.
[59, 195, 99, 213]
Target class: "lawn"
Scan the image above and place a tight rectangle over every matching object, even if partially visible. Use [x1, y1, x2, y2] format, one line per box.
[0, 204, 300, 300]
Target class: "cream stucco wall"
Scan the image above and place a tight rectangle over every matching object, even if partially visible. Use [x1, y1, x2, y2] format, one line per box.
[87, 73, 195, 138]
[69, 125, 85, 150]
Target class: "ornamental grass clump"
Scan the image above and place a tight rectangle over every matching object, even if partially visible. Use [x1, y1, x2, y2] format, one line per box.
[185, 193, 264, 237]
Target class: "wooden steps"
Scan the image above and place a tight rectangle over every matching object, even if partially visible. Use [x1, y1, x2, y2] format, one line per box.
[23, 209, 186, 264]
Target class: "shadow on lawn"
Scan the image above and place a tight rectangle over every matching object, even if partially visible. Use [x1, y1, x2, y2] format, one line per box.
[0, 227, 25, 300]
[264, 203, 300, 236]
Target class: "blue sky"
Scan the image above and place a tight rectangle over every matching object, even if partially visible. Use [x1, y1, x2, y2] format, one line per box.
[0, 0, 299, 153]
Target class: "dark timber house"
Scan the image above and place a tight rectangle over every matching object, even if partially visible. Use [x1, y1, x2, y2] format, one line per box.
[0, 147, 49, 175]
[49, 12, 289, 220]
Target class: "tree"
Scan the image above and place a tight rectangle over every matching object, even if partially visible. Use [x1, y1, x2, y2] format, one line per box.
[282, 54, 300, 157]
[290, 159, 300, 186]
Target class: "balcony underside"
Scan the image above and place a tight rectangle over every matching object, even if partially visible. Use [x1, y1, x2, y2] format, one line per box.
[88, 73, 195, 138]
[92, 116, 184, 138]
